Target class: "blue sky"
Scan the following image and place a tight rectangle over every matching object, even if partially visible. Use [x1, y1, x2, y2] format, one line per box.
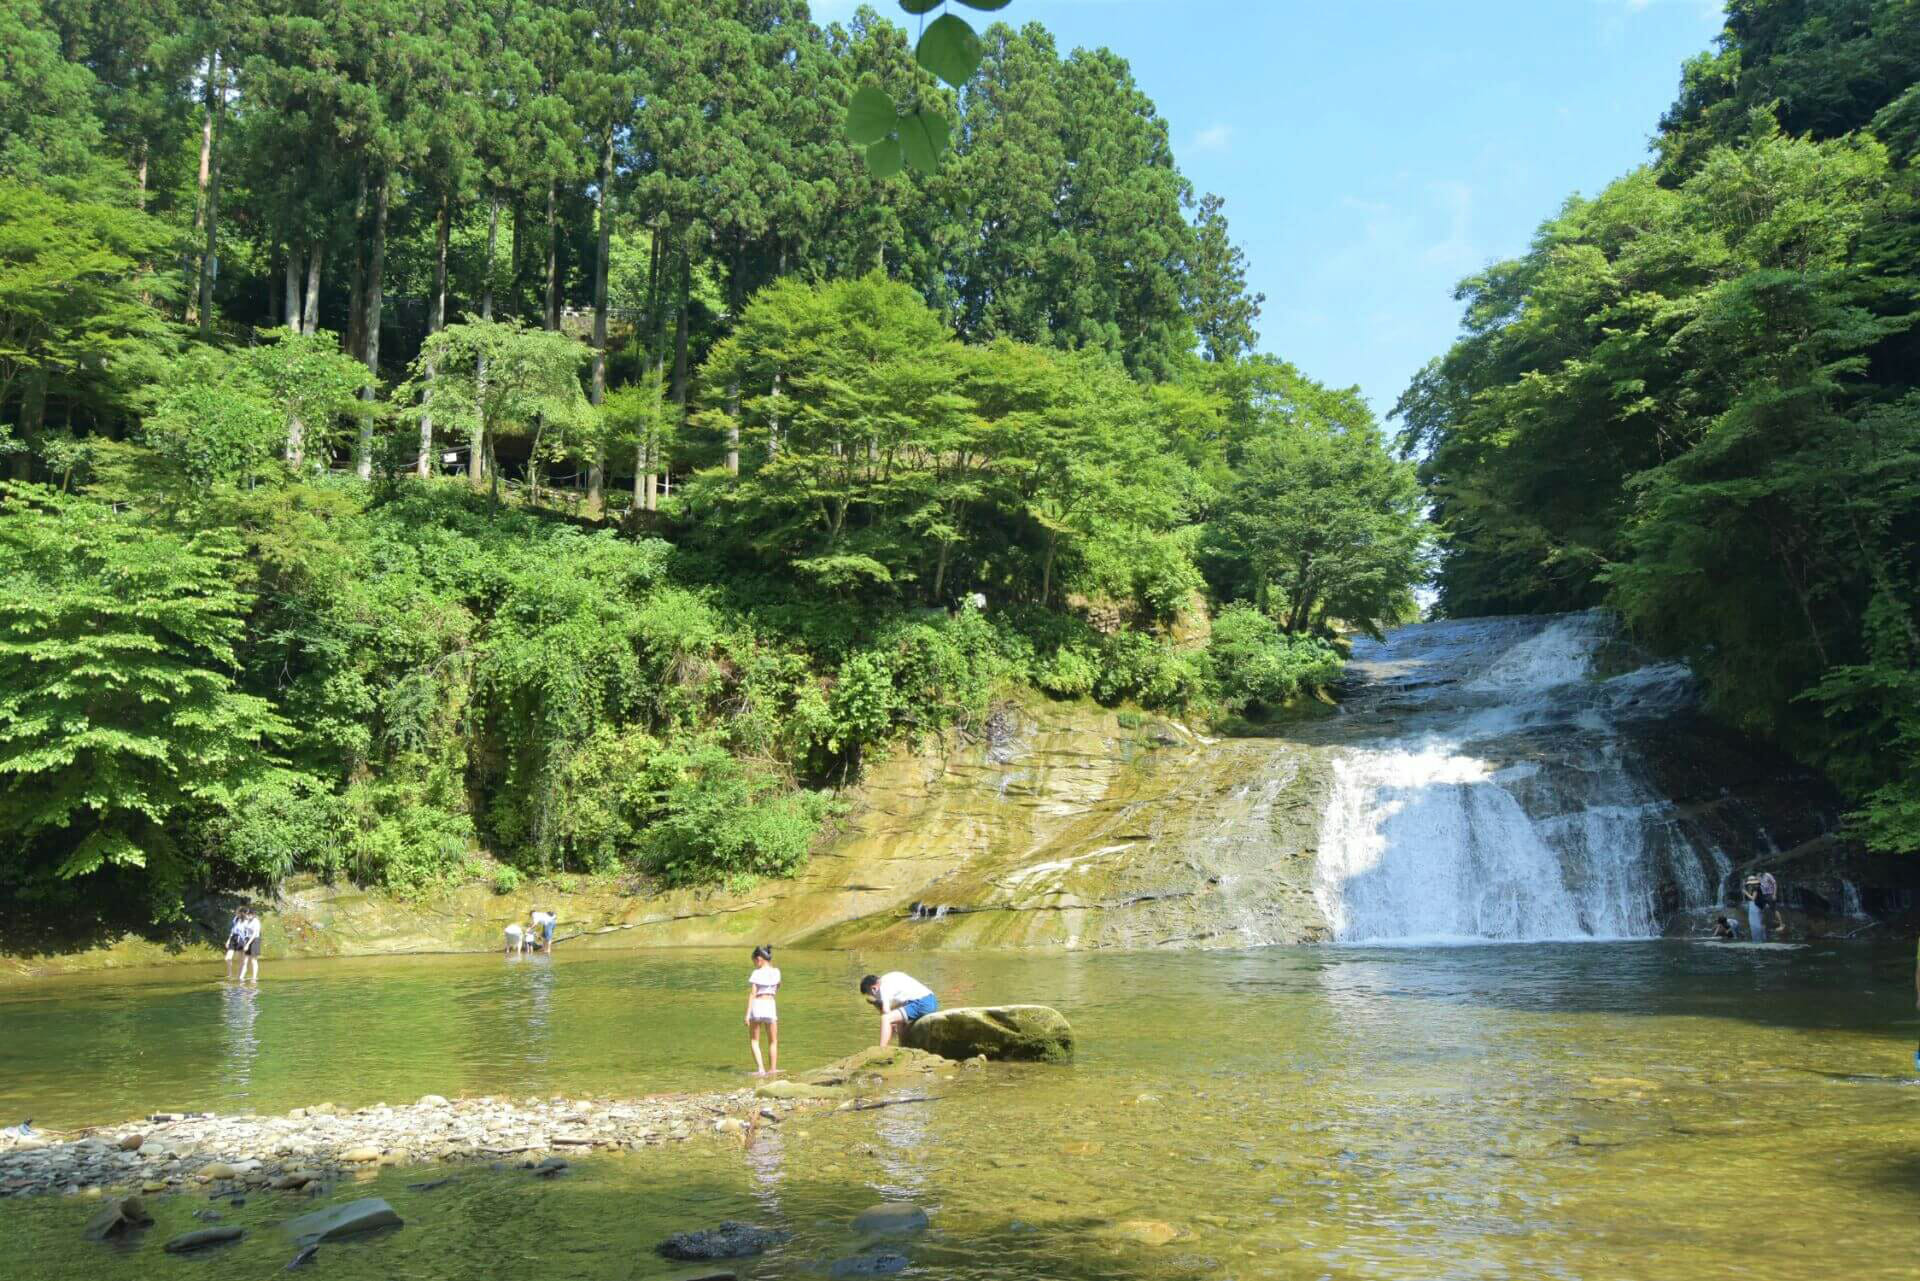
[812, 0, 1729, 418]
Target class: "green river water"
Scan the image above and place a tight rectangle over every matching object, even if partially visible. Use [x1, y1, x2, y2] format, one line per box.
[4, 943, 1918, 1280]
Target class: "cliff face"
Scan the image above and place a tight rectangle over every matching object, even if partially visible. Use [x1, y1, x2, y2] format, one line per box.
[5, 700, 1334, 977]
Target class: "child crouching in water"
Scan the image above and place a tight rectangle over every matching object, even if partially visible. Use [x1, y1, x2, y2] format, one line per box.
[745, 945, 780, 1075]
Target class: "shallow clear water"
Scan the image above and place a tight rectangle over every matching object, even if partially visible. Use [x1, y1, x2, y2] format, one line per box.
[6, 943, 1919, 1279]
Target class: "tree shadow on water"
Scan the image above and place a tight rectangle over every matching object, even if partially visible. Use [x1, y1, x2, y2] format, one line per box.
[0, 891, 251, 968]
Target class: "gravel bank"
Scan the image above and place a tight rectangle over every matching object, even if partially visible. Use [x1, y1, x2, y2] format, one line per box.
[0, 1089, 791, 1201]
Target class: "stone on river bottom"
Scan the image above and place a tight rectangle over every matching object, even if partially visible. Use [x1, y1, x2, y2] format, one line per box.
[284, 1197, 403, 1243]
[851, 1203, 929, 1235]
[657, 1222, 791, 1260]
[81, 1196, 153, 1241]
[164, 1225, 244, 1252]
[901, 1005, 1074, 1062]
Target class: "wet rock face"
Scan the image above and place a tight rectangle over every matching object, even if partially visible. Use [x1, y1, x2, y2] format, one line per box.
[1635, 712, 1920, 934]
[901, 1005, 1073, 1063]
[807, 700, 1334, 951]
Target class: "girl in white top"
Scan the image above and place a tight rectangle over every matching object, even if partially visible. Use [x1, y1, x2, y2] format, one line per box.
[237, 911, 262, 982]
[744, 945, 781, 1075]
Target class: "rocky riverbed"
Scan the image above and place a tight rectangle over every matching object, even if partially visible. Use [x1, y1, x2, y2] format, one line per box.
[0, 1045, 967, 1203]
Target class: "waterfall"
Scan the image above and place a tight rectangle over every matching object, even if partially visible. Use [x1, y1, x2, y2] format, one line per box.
[1314, 612, 1713, 942]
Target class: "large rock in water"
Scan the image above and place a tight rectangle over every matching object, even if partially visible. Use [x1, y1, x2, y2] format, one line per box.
[901, 1005, 1072, 1062]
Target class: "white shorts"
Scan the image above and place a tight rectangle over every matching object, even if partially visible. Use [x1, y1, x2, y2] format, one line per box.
[748, 998, 777, 1023]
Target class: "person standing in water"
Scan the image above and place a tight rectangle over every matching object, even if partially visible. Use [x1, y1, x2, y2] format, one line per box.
[860, 972, 938, 1048]
[1742, 876, 1769, 943]
[745, 946, 781, 1075]
[237, 910, 262, 982]
[1758, 870, 1784, 937]
[530, 908, 556, 952]
[504, 921, 526, 955]
[222, 907, 248, 976]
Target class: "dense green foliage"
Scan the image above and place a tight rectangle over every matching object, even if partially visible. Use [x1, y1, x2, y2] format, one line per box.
[0, 0, 1430, 920]
[1403, 0, 1920, 852]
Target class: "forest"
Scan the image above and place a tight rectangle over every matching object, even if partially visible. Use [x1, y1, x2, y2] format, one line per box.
[0, 0, 1430, 920]
[1403, 0, 1920, 856]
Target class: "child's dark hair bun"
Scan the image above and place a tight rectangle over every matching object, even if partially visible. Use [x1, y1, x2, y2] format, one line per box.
[752, 945, 773, 962]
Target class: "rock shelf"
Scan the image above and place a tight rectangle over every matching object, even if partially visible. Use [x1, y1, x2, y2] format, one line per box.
[0, 1088, 789, 1201]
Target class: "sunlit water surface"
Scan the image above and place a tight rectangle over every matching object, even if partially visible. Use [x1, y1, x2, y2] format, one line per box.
[5, 944, 1918, 1280]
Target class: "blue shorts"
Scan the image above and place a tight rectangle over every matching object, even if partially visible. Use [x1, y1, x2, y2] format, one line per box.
[901, 995, 938, 1022]
[541, 920, 554, 945]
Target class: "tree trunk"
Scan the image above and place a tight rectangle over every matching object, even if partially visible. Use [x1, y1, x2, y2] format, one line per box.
[545, 179, 561, 331]
[1040, 533, 1058, 607]
[473, 197, 500, 486]
[346, 165, 368, 358]
[13, 371, 46, 479]
[186, 50, 217, 324]
[284, 248, 301, 331]
[932, 539, 951, 602]
[302, 243, 322, 333]
[135, 143, 147, 210]
[196, 49, 225, 338]
[633, 433, 646, 513]
[587, 127, 613, 513]
[355, 167, 389, 481]
[725, 258, 741, 475]
[726, 381, 741, 475]
[643, 438, 657, 512]
[766, 238, 786, 458]
[419, 194, 451, 478]
[284, 238, 305, 464]
[510, 197, 526, 320]
[768, 369, 782, 458]
[672, 247, 690, 409]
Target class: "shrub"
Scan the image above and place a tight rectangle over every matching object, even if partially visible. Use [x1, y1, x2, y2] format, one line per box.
[637, 739, 830, 888]
[1036, 645, 1100, 698]
[1205, 604, 1343, 711]
[491, 864, 521, 895]
[194, 772, 342, 885]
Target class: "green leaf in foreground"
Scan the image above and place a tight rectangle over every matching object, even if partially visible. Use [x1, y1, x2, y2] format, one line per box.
[845, 86, 896, 145]
[897, 0, 942, 12]
[867, 135, 904, 178]
[916, 13, 983, 88]
[900, 109, 950, 174]
[952, 0, 1013, 8]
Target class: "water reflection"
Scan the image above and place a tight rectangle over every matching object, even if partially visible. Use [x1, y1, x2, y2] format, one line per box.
[218, 981, 260, 1100]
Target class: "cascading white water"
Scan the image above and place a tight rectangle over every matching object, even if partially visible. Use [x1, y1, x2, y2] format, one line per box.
[1314, 612, 1714, 942]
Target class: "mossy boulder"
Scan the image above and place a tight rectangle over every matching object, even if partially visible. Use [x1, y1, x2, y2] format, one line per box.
[754, 1079, 850, 1102]
[901, 1005, 1073, 1062]
[802, 1045, 946, 1088]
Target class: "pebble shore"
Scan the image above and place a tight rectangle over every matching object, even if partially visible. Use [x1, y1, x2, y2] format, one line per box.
[0, 1089, 797, 1201]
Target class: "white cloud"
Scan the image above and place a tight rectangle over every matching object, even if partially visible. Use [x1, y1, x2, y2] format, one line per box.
[1421, 180, 1476, 272]
[1192, 123, 1232, 153]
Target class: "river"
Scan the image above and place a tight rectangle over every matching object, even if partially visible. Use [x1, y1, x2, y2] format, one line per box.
[6, 942, 1918, 1279]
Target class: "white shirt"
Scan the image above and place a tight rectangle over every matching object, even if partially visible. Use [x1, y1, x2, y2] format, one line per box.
[874, 972, 932, 1012]
[530, 911, 555, 927]
[240, 918, 261, 943]
[749, 966, 782, 997]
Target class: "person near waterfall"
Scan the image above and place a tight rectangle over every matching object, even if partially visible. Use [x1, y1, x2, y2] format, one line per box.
[1757, 871, 1783, 936]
